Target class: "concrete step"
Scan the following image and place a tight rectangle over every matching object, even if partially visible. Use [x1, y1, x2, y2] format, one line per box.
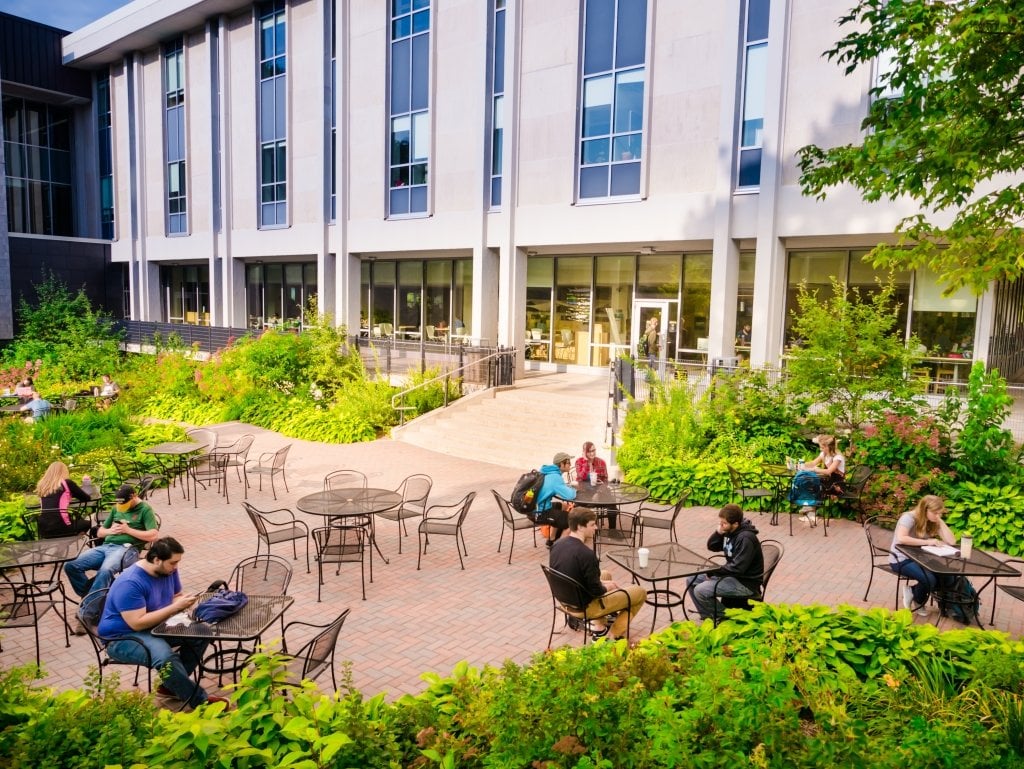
[393, 374, 611, 471]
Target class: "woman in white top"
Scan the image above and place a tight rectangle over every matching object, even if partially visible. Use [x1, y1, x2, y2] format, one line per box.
[798, 434, 846, 523]
[889, 495, 956, 614]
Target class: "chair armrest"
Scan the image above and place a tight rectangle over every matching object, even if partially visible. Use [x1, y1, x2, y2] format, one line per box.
[258, 508, 307, 529]
[280, 618, 326, 655]
[423, 501, 462, 521]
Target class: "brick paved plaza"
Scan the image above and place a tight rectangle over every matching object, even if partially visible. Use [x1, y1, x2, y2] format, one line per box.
[4, 421, 1024, 703]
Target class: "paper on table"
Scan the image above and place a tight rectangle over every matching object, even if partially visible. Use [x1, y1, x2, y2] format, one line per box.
[922, 544, 959, 557]
[165, 613, 192, 627]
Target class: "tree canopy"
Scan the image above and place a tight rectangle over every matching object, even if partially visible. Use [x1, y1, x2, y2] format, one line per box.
[798, 0, 1024, 293]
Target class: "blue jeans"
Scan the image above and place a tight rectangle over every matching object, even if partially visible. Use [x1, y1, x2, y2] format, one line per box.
[64, 543, 139, 598]
[688, 573, 753, 622]
[106, 632, 210, 706]
[892, 559, 954, 606]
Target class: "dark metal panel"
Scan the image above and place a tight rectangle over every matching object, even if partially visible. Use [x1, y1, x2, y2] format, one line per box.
[0, 13, 91, 98]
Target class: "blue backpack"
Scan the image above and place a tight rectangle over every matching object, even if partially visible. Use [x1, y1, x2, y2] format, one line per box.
[194, 585, 249, 624]
[788, 471, 822, 506]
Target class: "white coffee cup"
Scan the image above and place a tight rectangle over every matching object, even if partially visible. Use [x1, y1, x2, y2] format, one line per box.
[589, 471, 597, 486]
[637, 547, 650, 568]
[960, 536, 973, 560]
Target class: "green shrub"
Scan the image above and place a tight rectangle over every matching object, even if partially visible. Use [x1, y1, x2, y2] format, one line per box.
[946, 482, 1024, 557]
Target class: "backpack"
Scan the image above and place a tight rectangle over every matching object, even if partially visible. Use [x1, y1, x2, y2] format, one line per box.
[511, 470, 545, 515]
[937, 576, 980, 625]
[788, 470, 822, 506]
[194, 584, 249, 624]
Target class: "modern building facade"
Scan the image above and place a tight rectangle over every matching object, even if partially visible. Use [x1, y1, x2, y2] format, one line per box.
[55, 0, 1023, 378]
[0, 13, 122, 339]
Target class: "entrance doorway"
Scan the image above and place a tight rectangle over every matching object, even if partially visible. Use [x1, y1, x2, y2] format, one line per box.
[631, 300, 675, 364]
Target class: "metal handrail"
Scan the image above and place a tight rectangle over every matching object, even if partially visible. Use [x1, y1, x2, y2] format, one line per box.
[391, 347, 516, 425]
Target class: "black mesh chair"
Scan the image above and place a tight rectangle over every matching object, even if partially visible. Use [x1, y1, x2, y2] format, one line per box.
[312, 526, 368, 601]
[188, 452, 230, 507]
[593, 509, 638, 557]
[417, 492, 476, 570]
[112, 456, 169, 504]
[637, 490, 690, 545]
[323, 470, 368, 491]
[0, 571, 70, 666]
[77, 588, 151, 688]
[493, 489, 540, 564]
[727, 465, 773, 512]
[244, 444, 291, 499]
[539, 564, 632, 649]
[377, 474, 432, 554]
[281, 608, 351, 691]
[242, 501, 310, 573]
[863, 516, 909, 609]
[831, 465, 874, 524]
[712, 538, 785, 626]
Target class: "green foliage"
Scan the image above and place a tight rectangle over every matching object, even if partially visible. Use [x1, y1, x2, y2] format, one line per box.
[5, 606, 1024, 768]
[0, 419, 61, 496]
[2, 669, 157, 768]
[945, 482, 1024, 558]
[797, 0, 1024, 293]
[785, 279, 924, 430]
[2, 272, 122, 381]
[400, 366, 463, 420]
[943, 363, 1019, 485]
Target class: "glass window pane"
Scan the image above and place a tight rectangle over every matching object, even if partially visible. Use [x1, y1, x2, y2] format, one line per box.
[393, 0, 412, 15]
[612, 134, 641, 161]
[582, 138, 609, 165]
[261, 17, 274, 58]
[276, 143, 287, 182]
[391, 116, 411, 163]
[613, 69, 644, 133]
[392, 15, 411, 39]
[410, 185, 428, 212]
[413, 0, 429, 10]
[391, 166, 410, 187]
[737, 148, 762, 187]
[637, 255, 679, 297]
[390, 187, 410, 215]
[411, 163, 427, 185]
[614, 0, 647, 69]
[583, 0, 614, 75]
[390, 39, 410, 114]
[412, 10, 429, 33]
[411, 34, 429, 111]
[411, 112, 429, 161]
[741, 43, 767, 146]
[579, 165, 608, 198]
[582, 75, 613, 137]
[260, 80, 275, 138]
[747, 0, 770, 42]
[493, 9, 505, 93]
[490, 177, 501, 206]
[610, 161, 640, 195]
[275, 76, 286, 138]
[275, 16, 286, 57]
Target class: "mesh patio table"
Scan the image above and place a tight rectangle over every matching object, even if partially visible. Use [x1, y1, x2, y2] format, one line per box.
[0, 536, 83, 572]
[895, 544, 1021, 627]
[606, 541, 719, 631]
[296, 488, 402, 565]
[574, 481, 649, 551]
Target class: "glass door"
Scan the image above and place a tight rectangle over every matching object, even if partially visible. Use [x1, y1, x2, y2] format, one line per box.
[631, 300, 672, 364]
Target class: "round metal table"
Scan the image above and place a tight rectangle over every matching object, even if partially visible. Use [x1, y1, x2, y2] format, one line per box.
[296, 488, 402, 564]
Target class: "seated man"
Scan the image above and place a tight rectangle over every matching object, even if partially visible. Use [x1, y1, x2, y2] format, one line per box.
[535, 451, 577, 546]
[549, 506, 647, 641]
[65, 484, 160, 627]
[96, 536, 227, 708]
[20, 391, 50, 422]
[688, 504, 765, 622]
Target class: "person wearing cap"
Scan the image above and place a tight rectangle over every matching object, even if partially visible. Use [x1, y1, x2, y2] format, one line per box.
[64, 484, 161, 629]
[535, 451, 577, 546]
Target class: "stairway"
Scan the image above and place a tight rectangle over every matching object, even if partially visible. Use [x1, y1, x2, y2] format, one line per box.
[392, 371, 613, 471]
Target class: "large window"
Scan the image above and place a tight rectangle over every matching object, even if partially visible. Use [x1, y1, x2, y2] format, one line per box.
[164, 39, 188, 234]
[245, 261, 317, 329]
[389, 0, 431, 217]
[488, 0, 506, 208]
[577, 0, 648, 200]
[737, 0, 769, 189]
[3, 97, 72, 235]
[360, 258, 473, 339]
[96, 76, 114, 239]
[259, 1, 287, 227]
[160, 265, 209, 325]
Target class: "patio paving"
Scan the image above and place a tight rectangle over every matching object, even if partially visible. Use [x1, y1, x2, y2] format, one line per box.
[4, 419, 1024, 703]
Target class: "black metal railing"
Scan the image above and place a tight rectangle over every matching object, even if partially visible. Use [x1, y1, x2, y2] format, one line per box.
[114, 320, 254, 354]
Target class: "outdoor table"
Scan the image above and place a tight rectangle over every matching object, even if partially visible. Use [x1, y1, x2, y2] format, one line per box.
[296, 488, 402, 565]
[143, 441, 205, 498]
[152, 593, 294, 678]
[761, 464, 794, 531]
[895, 544, 1021, 627]
[1, 403, 23, 417]
[606, 542, 719, 631]
[0, 535, 83, 573]
[574, 481, 649, 549]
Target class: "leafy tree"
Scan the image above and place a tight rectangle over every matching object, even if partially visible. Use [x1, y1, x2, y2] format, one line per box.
[798, 0, 1024, 292]
[785, 279, 924, 430]
[2, 272, 121, 381]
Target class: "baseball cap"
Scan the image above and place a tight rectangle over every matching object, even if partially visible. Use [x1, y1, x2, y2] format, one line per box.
[553, 452, 572, 466]
[115, 484, 136, 503]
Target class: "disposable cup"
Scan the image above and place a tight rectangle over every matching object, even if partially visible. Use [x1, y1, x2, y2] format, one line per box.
[960, 536, 973, 560]
[637, 547, 650, 568]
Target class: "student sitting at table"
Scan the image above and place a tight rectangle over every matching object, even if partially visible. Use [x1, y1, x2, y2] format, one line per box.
[536, 451, 578, 547]
[35, 461, 94, 538]
[14, 376, 34, 403]
[95, 536, 228, 709]
[889, 495, 957, 616]
[19, 391, 50, 423]
[796, 434, 845, 524]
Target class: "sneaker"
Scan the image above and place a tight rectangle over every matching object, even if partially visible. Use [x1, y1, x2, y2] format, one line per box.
[902, 586, 914, 611]
[545, 539, 553, 549]
[71, 618, 88, 636]
[590, 625, 610, 641]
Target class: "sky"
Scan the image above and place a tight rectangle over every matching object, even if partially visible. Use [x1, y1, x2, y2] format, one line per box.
[0, 0, 133, 32]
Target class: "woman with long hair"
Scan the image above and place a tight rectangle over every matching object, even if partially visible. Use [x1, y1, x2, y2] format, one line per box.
[35, 461, 93, 538]
[889, 495, 956, 614]
[798, 433, 846, 523]
[574, 441, 609, 485]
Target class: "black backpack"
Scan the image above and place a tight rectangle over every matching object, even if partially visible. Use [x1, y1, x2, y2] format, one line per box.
[511, 470, 545, 514]
[788, 470, 822, 506]
[937, 576, 980, 625]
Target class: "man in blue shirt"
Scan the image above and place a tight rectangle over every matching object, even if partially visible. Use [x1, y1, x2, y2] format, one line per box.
[535, 451, 577, 547]
[19, 391, 50, 422]
[96, 536, 227, 709]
